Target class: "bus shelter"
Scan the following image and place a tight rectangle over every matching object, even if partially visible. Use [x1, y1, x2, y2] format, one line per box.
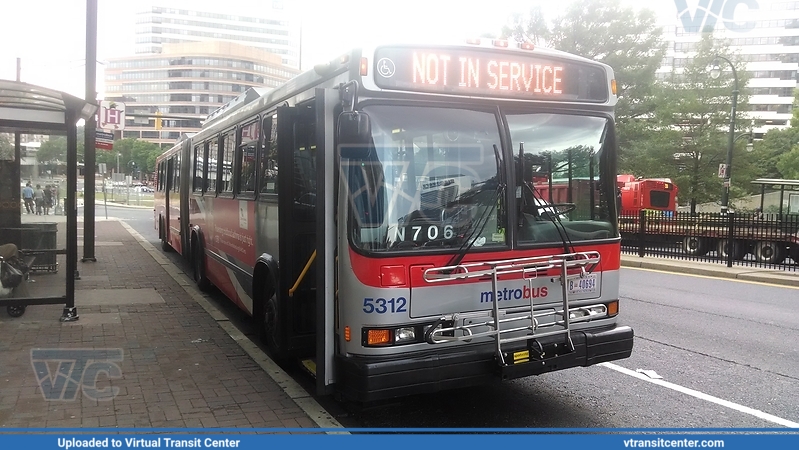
[0, 80, 96, 321]
[751, 178, 799, 218]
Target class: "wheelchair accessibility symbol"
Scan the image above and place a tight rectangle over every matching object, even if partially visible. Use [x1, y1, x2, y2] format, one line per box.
[377, 58, 395, 78]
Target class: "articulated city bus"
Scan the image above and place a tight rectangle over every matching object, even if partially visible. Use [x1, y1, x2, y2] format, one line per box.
[154, 41, 633, 402]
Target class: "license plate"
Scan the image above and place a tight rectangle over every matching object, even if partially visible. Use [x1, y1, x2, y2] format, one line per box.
[568, 274, 598, 295]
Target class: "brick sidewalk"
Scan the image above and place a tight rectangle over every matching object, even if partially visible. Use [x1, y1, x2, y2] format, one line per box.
[0, 220, 321, 429]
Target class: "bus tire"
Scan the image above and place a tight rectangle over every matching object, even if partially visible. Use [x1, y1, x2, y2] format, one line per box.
[717, 239, 747, 261]
[683, 236, 708, 256]
[191, 238, 212, 292]
[159, 218, 173, 253]
[754, 241, 786, 264]
[259, 290, 287, 361]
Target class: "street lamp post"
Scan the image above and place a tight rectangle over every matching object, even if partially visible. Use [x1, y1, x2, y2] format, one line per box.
[710, 56, 738, 215]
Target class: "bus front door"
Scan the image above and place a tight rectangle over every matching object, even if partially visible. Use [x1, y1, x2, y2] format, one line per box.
[276, 103, 318, 357]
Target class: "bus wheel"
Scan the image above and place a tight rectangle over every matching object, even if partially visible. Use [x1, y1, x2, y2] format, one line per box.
[683, 236, 708, 256]
[160, 218, 173, 253]
[191, 240, 212, 292]
[754, 241, 786, 264]
[717, 239, 747, 261]
[260, 293, 287, 361]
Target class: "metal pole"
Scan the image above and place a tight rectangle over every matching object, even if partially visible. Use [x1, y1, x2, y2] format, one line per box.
[718, 56, 738, 215]
[82, 0, 98, 262]
[62, 109, 80, 322]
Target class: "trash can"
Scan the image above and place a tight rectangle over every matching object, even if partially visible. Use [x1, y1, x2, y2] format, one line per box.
[20, 222, 58, 273]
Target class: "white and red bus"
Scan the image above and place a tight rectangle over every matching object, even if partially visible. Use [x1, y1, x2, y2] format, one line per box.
[155, 41, 633, 402]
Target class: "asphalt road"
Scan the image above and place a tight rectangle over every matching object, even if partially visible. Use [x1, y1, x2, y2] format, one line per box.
[109, 204, 799, 429]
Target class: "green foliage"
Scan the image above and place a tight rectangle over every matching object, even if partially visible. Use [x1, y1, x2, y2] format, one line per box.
[749, 127, 799, 180]
[497, 2, 774, 209]
[499, 0, 667, 184]
[100, 138, 163, 175]
[651, 33, 752, 206]
[36, 128, 85, 163]
[776, 147, 799, 179]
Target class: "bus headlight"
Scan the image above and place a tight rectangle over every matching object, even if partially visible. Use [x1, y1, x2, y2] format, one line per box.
[568, 304, 607, 321]
[394, 327, 416, 343]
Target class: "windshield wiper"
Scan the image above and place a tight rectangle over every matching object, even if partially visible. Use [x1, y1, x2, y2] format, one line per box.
[443, 144, 504, 269]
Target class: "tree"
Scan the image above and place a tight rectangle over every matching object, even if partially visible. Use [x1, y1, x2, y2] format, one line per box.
[36, 127, 85, 164]
[500, 0, 667, 177]
[776, 147, 799, 179]
[107, 138, 163, 177]
[650, 32, 754, 212]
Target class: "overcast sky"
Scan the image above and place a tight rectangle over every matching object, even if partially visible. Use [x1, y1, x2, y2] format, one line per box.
[0, 0, 682, 99]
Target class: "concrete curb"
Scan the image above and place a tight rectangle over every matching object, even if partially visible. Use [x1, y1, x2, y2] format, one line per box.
[621, 256, 799, 288]
[94, 199, 153, 210]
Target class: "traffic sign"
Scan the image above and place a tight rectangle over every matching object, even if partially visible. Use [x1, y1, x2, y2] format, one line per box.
[718, 163, 727, 178]
[96, 129, 114, 151]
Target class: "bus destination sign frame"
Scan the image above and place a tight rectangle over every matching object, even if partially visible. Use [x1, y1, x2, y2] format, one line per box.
[372, 46, 609, 103]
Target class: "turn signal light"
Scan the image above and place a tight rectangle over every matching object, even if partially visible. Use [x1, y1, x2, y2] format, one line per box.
[344, 326, 351, 342]
[367, 329, 391, 345]
[611, 79, 617, 95]
[360, 57, 368, 76]
[607, 300, 619, 316]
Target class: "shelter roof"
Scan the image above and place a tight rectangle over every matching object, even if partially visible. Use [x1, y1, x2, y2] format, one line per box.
[0, 80, 97, 134]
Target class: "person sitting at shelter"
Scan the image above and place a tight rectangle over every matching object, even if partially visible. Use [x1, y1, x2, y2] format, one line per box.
[0, 243, 30, 298]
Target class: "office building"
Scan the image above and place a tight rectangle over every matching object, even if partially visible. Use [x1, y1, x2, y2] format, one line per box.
[658, 0, 799, 138]
[135, 3, 301, 69]
[104, 41, 299, 146]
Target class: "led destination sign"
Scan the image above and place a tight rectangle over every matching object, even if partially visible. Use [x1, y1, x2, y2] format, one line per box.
[373, 46, 609, 102]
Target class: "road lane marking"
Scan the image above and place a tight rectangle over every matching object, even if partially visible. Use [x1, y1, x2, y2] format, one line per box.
[624, 266, 799, 290]
[600, 362, 799, 428]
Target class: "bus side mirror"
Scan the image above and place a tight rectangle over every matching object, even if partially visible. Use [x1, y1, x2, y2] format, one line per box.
[338, 111, 372, 159]
[338, 111, 370, 142]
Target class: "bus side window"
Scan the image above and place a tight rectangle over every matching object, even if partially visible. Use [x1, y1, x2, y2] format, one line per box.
[207, 139, 218, 193]
[193, 144, 204, 193]
[238, 119, 259, 194]
[174, 152, 181, 193]
[220, 130, 235, 193]
[259, 114, 278, 195]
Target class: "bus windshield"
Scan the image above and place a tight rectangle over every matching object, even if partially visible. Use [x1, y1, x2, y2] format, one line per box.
[506, 112, 615, 243]
[345, 105, 504, 252]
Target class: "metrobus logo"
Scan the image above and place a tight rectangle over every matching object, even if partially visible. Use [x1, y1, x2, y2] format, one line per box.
[480, 285, 549, 303]
[674, 0, 758, 33]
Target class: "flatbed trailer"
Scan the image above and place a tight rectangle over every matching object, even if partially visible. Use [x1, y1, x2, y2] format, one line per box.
[619, 211, 799, 264]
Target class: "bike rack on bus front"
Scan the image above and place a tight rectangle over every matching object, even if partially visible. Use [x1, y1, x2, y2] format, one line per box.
[422, 251, 601, 366]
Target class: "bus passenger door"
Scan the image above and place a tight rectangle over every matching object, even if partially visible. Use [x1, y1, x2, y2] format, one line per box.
[276, 103, 318, 357]
[163, 157, 174, 244]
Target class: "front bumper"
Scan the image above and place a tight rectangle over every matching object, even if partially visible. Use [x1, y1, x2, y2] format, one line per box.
[336, 324, 634, 402]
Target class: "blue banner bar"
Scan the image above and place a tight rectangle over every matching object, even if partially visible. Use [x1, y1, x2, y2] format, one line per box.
[1, 432, 798, 450]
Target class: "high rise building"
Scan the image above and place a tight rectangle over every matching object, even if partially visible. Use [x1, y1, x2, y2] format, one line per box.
[658, 0, 799, 138]
[104, 41, 299, 146]
[103, 4, 301, 146]
[135, 3, 301, 69]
